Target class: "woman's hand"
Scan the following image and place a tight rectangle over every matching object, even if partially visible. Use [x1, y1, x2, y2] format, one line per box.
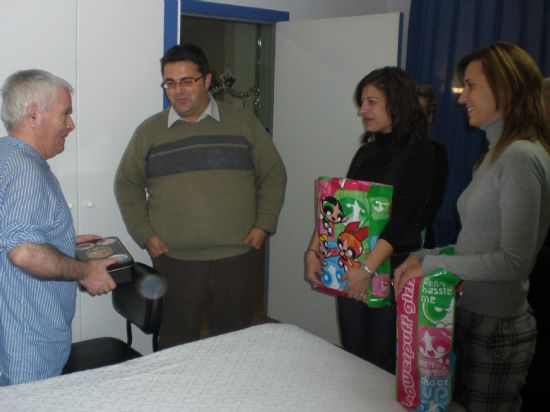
[394, 254, 424, 294]
[342, 266, 370, 301]
[304, 249, 323, 287]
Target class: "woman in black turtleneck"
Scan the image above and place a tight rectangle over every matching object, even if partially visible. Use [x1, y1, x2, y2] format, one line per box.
[305, 67, 438, 374]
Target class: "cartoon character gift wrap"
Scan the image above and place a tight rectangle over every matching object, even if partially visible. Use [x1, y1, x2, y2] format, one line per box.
[396, 265, 462, 412]
[315, 176, 393, 308]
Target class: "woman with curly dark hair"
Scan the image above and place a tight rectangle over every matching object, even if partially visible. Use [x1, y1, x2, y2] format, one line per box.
[305, 67, 438, 373]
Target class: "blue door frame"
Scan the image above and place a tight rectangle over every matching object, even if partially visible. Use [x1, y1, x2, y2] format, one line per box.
[162, 1, 289, 108]
[164, 0, 289, 52]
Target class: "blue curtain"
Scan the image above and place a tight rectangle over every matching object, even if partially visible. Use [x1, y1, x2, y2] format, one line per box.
[406, 0, 550, 246]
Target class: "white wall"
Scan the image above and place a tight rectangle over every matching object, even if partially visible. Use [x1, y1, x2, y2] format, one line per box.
[201, 0, 411, 66]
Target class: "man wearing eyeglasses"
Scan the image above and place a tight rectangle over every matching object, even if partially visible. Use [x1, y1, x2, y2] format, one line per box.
[114, 44, 287, 349]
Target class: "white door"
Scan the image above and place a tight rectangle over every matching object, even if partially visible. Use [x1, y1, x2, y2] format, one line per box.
[269, 13, 402, 344]
[75, 0, 163, 355]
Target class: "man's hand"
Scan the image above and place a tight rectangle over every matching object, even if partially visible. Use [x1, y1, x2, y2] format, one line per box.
[79, 258, 117, 295]
[243, 227, 268, 250]
[76, 234, 101, 244]
[9, 242, 116, 295]
[145, 234, 169, 257]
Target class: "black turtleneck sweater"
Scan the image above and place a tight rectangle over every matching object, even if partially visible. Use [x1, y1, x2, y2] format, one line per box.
[347, 132, 437, 254]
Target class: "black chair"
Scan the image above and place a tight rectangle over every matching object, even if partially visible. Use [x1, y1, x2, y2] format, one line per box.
[63, 262, 166, 374]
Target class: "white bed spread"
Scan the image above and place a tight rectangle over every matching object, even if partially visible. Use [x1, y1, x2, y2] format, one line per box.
[0, 324, 405, 411]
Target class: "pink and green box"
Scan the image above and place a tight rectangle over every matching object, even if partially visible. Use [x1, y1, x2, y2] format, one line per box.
[315, 176, 393, 308]
[396, 262, 462, 411]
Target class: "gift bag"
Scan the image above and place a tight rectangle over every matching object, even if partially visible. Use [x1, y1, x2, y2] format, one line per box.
[315, 176, 393, 307]
[396, 262, 462, 411]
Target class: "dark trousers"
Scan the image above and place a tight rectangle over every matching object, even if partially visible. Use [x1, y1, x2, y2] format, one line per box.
[521, 239, 550, 410]
[337, 252, 409, 374]
[337, 292, 397, 374]
[152, 248, 260, 349]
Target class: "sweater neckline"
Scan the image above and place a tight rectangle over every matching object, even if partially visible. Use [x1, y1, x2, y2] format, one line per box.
[366, 131, 393, 145]
[481, 117, 503, 147]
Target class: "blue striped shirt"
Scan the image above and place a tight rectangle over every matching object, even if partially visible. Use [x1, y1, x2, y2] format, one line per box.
[0, 136, 76, 386]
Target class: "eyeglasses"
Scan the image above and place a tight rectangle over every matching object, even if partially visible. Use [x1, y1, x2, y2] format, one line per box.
[161, 75, 203, 90]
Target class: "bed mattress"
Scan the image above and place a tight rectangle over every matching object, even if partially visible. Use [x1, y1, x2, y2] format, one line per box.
[0, 324, 406, 411]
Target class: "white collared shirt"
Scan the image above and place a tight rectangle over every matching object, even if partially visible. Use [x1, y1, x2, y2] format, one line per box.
[167, 94, 220, 127]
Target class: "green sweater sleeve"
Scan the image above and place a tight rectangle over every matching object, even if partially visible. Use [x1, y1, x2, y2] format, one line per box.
[114, 128, 155, 248]
[249, 116, 287, 234]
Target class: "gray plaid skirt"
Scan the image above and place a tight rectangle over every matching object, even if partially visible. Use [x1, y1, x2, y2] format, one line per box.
[454, 308, 537, 412]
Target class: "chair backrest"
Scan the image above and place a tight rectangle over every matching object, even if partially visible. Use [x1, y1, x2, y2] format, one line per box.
[112, 262, 166, 336]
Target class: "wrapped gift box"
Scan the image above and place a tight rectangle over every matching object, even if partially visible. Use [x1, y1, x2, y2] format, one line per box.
[396, 266, 462, 412]
[315, 176, 393, 307]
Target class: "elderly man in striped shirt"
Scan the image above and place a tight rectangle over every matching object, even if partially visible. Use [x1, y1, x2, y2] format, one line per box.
[0, 70, 116, 386]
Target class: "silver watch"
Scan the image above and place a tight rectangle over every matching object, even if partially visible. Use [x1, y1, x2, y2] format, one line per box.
[360, 263, 376, 279]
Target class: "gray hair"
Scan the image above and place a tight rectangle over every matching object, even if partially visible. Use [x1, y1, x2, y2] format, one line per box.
[1, 69, 73, 131]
